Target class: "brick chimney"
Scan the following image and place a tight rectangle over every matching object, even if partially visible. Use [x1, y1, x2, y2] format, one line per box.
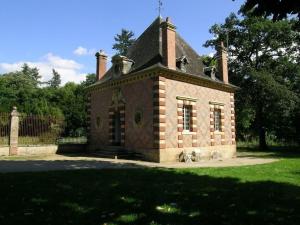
[217, 41, 229, 84]
[95, 50, 107, 81]
[161, 17, 176, 70]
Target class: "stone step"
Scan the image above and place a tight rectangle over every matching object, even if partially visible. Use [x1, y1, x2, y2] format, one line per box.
[92, 147, 143, 160]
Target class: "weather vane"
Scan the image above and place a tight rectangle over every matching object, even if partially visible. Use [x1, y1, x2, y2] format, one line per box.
[158, 0, 163, 17]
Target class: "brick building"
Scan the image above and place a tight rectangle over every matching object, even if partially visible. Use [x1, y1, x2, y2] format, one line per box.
[86, 17, 238, 162]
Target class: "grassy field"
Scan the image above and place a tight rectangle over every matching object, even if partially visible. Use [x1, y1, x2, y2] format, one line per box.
[0, 152, 299, 225]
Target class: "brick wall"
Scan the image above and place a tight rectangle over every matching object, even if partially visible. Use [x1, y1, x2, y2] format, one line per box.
[165, 78, 234, 149]
[89, 89, 112, 148]
[89, 78, 154, 154]
[88, 73, 236, 162]
[123, 78, 154, 150]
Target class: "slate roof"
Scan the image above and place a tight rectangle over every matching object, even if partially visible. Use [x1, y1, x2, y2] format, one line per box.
[97, 17, 216, 84]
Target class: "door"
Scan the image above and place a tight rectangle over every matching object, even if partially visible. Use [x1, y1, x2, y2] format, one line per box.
[114, 112, 121, 145]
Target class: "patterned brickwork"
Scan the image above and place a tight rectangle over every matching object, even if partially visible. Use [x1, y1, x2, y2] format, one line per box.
[108, 106, 125, 146]
[89, 78, 154, 151]
[191, 103, 198, 147]
[86, 93, 91, 143]
[177, 99, 183, 148]
[209, 103, 225, 146]
[176, 99, 198, 148]
[153, 76, 166, 149]
[230, 93, 236, 144]
[165, 79, 233, 148]
[108, 89, 126, 146]
[123, 79, 154, 150]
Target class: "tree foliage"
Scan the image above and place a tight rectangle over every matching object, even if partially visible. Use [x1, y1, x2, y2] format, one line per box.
[21, 63, 41, 86]
[112, 29, 136, 56]
[48, 69, 61, 88]
[239, 0, 300, 21]
[0, 64, 95, 136]
[204, 14, 300, 147]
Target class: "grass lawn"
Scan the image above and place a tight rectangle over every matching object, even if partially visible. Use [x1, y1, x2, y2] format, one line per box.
[0, 153, 299, 225]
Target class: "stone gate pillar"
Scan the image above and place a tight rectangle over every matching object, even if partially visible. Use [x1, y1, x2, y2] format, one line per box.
[9, 106, 19, 156]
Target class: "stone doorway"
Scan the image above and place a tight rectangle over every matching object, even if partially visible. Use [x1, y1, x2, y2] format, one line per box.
[109, 88, 126, 147]
[113, 111, 121, 146]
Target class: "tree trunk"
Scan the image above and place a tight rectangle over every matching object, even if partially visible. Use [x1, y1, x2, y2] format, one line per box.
[259, 126, 267, 150]
[256, 104, 268, 150]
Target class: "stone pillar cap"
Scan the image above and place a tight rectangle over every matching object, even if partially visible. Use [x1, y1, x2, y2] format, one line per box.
[11, 106, 19, 116]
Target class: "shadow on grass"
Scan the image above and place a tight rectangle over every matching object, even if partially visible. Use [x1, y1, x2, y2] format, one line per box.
[237, 146, 300, 159]
[0, 168, 299, 225]
[0, 159, 147, 173]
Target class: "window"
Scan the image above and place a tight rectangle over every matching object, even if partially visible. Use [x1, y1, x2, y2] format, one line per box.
[214, 109, 221, 131]
[134, 110, 143, 127]
[183, 105, 192, 131]
[96, 116, 102, 129]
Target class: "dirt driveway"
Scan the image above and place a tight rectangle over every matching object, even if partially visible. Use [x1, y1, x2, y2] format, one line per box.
[0, 153, 278, 173]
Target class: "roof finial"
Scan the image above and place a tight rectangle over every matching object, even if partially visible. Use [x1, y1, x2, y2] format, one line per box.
[158, 0, 163, 17]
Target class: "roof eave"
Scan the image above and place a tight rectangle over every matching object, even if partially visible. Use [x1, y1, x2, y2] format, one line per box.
[86, 64, 239, 92]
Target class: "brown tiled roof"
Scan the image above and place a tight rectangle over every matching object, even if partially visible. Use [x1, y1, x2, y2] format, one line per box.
[97, 17, 214, 84]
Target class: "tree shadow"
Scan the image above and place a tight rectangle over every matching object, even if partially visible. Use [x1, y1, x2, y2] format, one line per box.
[0, 168, 299, 225]
[0, 159, 147, 173]
[238, 146, 300, 159]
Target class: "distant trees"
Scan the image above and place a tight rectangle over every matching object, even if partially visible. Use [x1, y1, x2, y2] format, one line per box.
[112, 29, 136, 56]
[21, 63, 41, 86]
[48, 69, 61, 88]
[0, 64, 97, 136]
[204, 13, 300, 148]
[81, 73, 96, 87]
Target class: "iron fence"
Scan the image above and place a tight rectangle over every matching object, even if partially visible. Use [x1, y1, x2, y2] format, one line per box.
[1, 111, 87, 146]
[0, 113, 10, 146]
[18, 114, 64, 146]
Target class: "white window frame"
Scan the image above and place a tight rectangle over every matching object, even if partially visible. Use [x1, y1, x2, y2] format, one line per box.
[214, 109, 221, 132]
[183, 105, 192, 131]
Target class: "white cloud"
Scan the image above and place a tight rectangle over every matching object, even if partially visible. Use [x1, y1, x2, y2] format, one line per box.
[208, 52, 215, 57]
[73, 46, 96, 56]
[0, 53, 86, 85]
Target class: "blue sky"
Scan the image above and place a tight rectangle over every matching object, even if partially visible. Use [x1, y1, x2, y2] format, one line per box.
[0, 0, 243, 84]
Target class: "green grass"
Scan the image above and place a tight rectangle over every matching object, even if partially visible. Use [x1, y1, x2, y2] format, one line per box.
[0, 154, 299, 224]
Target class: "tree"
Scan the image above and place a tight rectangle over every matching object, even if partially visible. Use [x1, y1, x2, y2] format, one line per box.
[201, 55, 217, 67]
[0, 71, 62, 116]
[57, 82, 87, 136]
[112, 29, 136, 56]
[204, 13, 300, 148]
[81, 73, 96, 87]
[48, 69, 61, 88]
[239, 0, 300, 21]
[0, 67, 98, 138]
[21, 63, 41, 86]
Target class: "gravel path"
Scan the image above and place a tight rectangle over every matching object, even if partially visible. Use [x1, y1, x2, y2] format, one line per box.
[0, 154, 278, 173]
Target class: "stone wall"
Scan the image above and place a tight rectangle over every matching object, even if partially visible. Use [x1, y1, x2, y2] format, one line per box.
[0, 145, 85, 157]
[0, 147, 9, 156]
[159, 145, 236, 162]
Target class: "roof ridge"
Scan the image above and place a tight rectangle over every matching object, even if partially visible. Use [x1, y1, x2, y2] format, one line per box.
[126, 17, 162, 57]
